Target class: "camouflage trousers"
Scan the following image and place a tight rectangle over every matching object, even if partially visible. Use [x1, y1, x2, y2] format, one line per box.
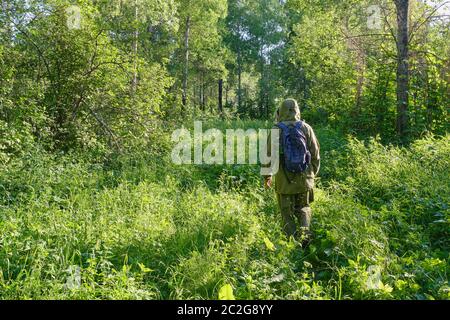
[276, 190, 314, 240]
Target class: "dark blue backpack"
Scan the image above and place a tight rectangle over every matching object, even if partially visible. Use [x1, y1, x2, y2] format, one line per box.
[276, 121, 311, 173]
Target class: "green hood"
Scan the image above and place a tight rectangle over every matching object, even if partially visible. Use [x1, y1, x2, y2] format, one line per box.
[278, 98, 301, 122]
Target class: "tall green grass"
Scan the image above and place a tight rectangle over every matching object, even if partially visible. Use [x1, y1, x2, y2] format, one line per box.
[0, 122, 448, 299]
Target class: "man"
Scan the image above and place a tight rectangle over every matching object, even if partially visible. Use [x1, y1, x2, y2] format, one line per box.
[263, 98, 320, 246]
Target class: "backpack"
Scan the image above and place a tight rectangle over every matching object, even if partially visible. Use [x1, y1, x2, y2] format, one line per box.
[276, 121, 311, 174]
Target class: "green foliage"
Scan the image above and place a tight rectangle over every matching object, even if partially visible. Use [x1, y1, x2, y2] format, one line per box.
[0, 1, 174, 153]
[286, 0, 449, 139]
[0, 0, 448, 301]
[0, 121, 448, 299]
[1, 0, 448, 153]
[218, 283, 235, 300]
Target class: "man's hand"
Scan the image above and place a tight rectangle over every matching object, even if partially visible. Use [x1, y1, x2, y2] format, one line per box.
[264, 176, 273, 189]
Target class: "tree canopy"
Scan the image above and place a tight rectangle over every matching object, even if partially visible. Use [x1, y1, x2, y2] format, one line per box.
[1, 0, 448, 154]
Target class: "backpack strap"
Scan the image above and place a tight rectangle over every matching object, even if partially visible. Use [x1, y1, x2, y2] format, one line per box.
[276, 122, 288, 153]
[276, 122, 289, 131]
[277, 122, 295, 184]
[295, 121, 303, 130]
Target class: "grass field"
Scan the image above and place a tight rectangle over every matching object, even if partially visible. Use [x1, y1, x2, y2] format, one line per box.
[0, 121, 448, 299]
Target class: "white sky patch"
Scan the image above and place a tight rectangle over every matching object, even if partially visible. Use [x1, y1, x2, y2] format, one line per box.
[422, 0, 450, 16]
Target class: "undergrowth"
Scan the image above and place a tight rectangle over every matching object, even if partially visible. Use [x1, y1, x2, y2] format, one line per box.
[0, 122, 448, 300]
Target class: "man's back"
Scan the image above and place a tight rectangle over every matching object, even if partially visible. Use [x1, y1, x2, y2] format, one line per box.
[271, 107, 320, 194]
[263, 98, 320, 243]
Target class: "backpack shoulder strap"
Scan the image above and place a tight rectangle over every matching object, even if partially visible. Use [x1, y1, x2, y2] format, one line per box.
[296, 121, 309, 138]
[276, 122, 288, 131]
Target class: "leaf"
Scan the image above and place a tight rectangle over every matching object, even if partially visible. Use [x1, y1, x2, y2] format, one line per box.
[218, 284, 235, 300]
[379, 283, 393, 294]
[138, 263, 153, 273]
[263, 237, 276, 251]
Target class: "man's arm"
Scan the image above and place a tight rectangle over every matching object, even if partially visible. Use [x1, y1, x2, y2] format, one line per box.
[262, 126, 275, 188]
[308, 126, 320, 176]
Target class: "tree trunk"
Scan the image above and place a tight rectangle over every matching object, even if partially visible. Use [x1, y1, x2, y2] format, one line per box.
[201, 71, 205, 111]
[132, 0, 139, 92]
[218, 79, 223, 115]
[421, 24, 432, 130]
[343, 17, 365, 118]
[395, 0, 410, 141]
[192, 83, 197, 110]
[259, 49, 266, 119]
[209, 86, 213, 114]
[237, 46, 242, 111]
[182, 16, 191, 108]
[225, 83, 229, 107]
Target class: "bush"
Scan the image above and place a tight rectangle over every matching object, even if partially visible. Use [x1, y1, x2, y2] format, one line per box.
[0, 121, 448, 299]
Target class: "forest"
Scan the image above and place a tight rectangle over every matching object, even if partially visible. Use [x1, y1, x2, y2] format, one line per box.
[0, 0, 449, 300]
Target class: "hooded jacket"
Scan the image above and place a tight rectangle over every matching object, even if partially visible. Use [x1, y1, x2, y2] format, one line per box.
[264, 99, 320, 194]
